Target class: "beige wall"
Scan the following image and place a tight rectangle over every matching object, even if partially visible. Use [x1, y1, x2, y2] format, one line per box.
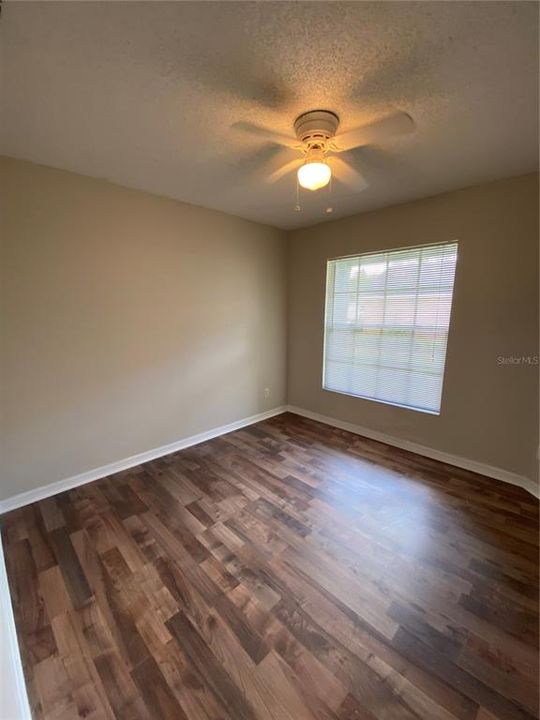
[0, 157, 287, 501]
[288, 174, 539, 482]
[2, 159, 538, 502]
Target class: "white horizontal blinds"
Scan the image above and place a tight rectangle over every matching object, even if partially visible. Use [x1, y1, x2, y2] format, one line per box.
[324, 242, 458, 413]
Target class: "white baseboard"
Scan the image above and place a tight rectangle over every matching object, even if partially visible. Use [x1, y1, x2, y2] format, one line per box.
[0, 541, 32, 720]
[0, 406, 288, 515]
[2, 403, 536, 513]
[287, 405, 539, 499]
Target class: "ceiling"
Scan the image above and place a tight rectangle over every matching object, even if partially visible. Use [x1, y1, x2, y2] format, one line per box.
[1, 2, 538, 230]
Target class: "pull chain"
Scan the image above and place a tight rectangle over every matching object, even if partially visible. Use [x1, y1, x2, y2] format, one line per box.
[325, 171, 333, 214]
[294, 174, 301, 212]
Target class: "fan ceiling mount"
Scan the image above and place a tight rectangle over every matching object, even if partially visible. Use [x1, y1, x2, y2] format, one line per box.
[234, 107, 414, 194]
[293, 109, 340, 145]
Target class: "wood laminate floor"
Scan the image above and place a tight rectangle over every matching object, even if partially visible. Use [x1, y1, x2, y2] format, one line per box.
[2, 412, 539, 720]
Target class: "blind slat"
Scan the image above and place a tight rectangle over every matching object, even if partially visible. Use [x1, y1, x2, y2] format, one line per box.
[323, 242, 458, 414]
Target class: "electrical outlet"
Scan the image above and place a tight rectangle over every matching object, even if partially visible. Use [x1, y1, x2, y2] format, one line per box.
[264, 387, 270, 400]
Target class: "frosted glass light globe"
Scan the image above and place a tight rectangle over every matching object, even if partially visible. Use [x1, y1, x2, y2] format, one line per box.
[297, 162, 331, 191]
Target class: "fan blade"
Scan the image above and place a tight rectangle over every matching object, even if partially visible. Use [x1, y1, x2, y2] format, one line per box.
[232, 121, 298, 148]
[328, 157, 368, 192]
[233, 144, 285, 177]
[333, 111, 414, 152]
[267, 157, 303, 183]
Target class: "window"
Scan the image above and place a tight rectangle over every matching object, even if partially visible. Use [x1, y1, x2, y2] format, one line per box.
[323, 241, 458, 414]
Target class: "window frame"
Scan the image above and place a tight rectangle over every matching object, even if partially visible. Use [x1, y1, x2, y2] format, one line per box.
[321, 240, 459, 415]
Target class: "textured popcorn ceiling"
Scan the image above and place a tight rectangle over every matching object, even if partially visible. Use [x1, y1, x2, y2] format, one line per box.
[1, 1, 538, 229]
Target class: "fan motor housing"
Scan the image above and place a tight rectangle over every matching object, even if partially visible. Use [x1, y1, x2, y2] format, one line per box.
[294, 110, 339, 145]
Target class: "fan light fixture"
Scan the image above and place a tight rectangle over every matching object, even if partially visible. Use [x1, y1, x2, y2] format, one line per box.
[297, 146, 331, 191]
[297, 161, 331, 191]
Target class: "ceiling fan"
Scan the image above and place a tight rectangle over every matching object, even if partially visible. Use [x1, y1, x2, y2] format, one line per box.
[234, 109, 414, 192]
